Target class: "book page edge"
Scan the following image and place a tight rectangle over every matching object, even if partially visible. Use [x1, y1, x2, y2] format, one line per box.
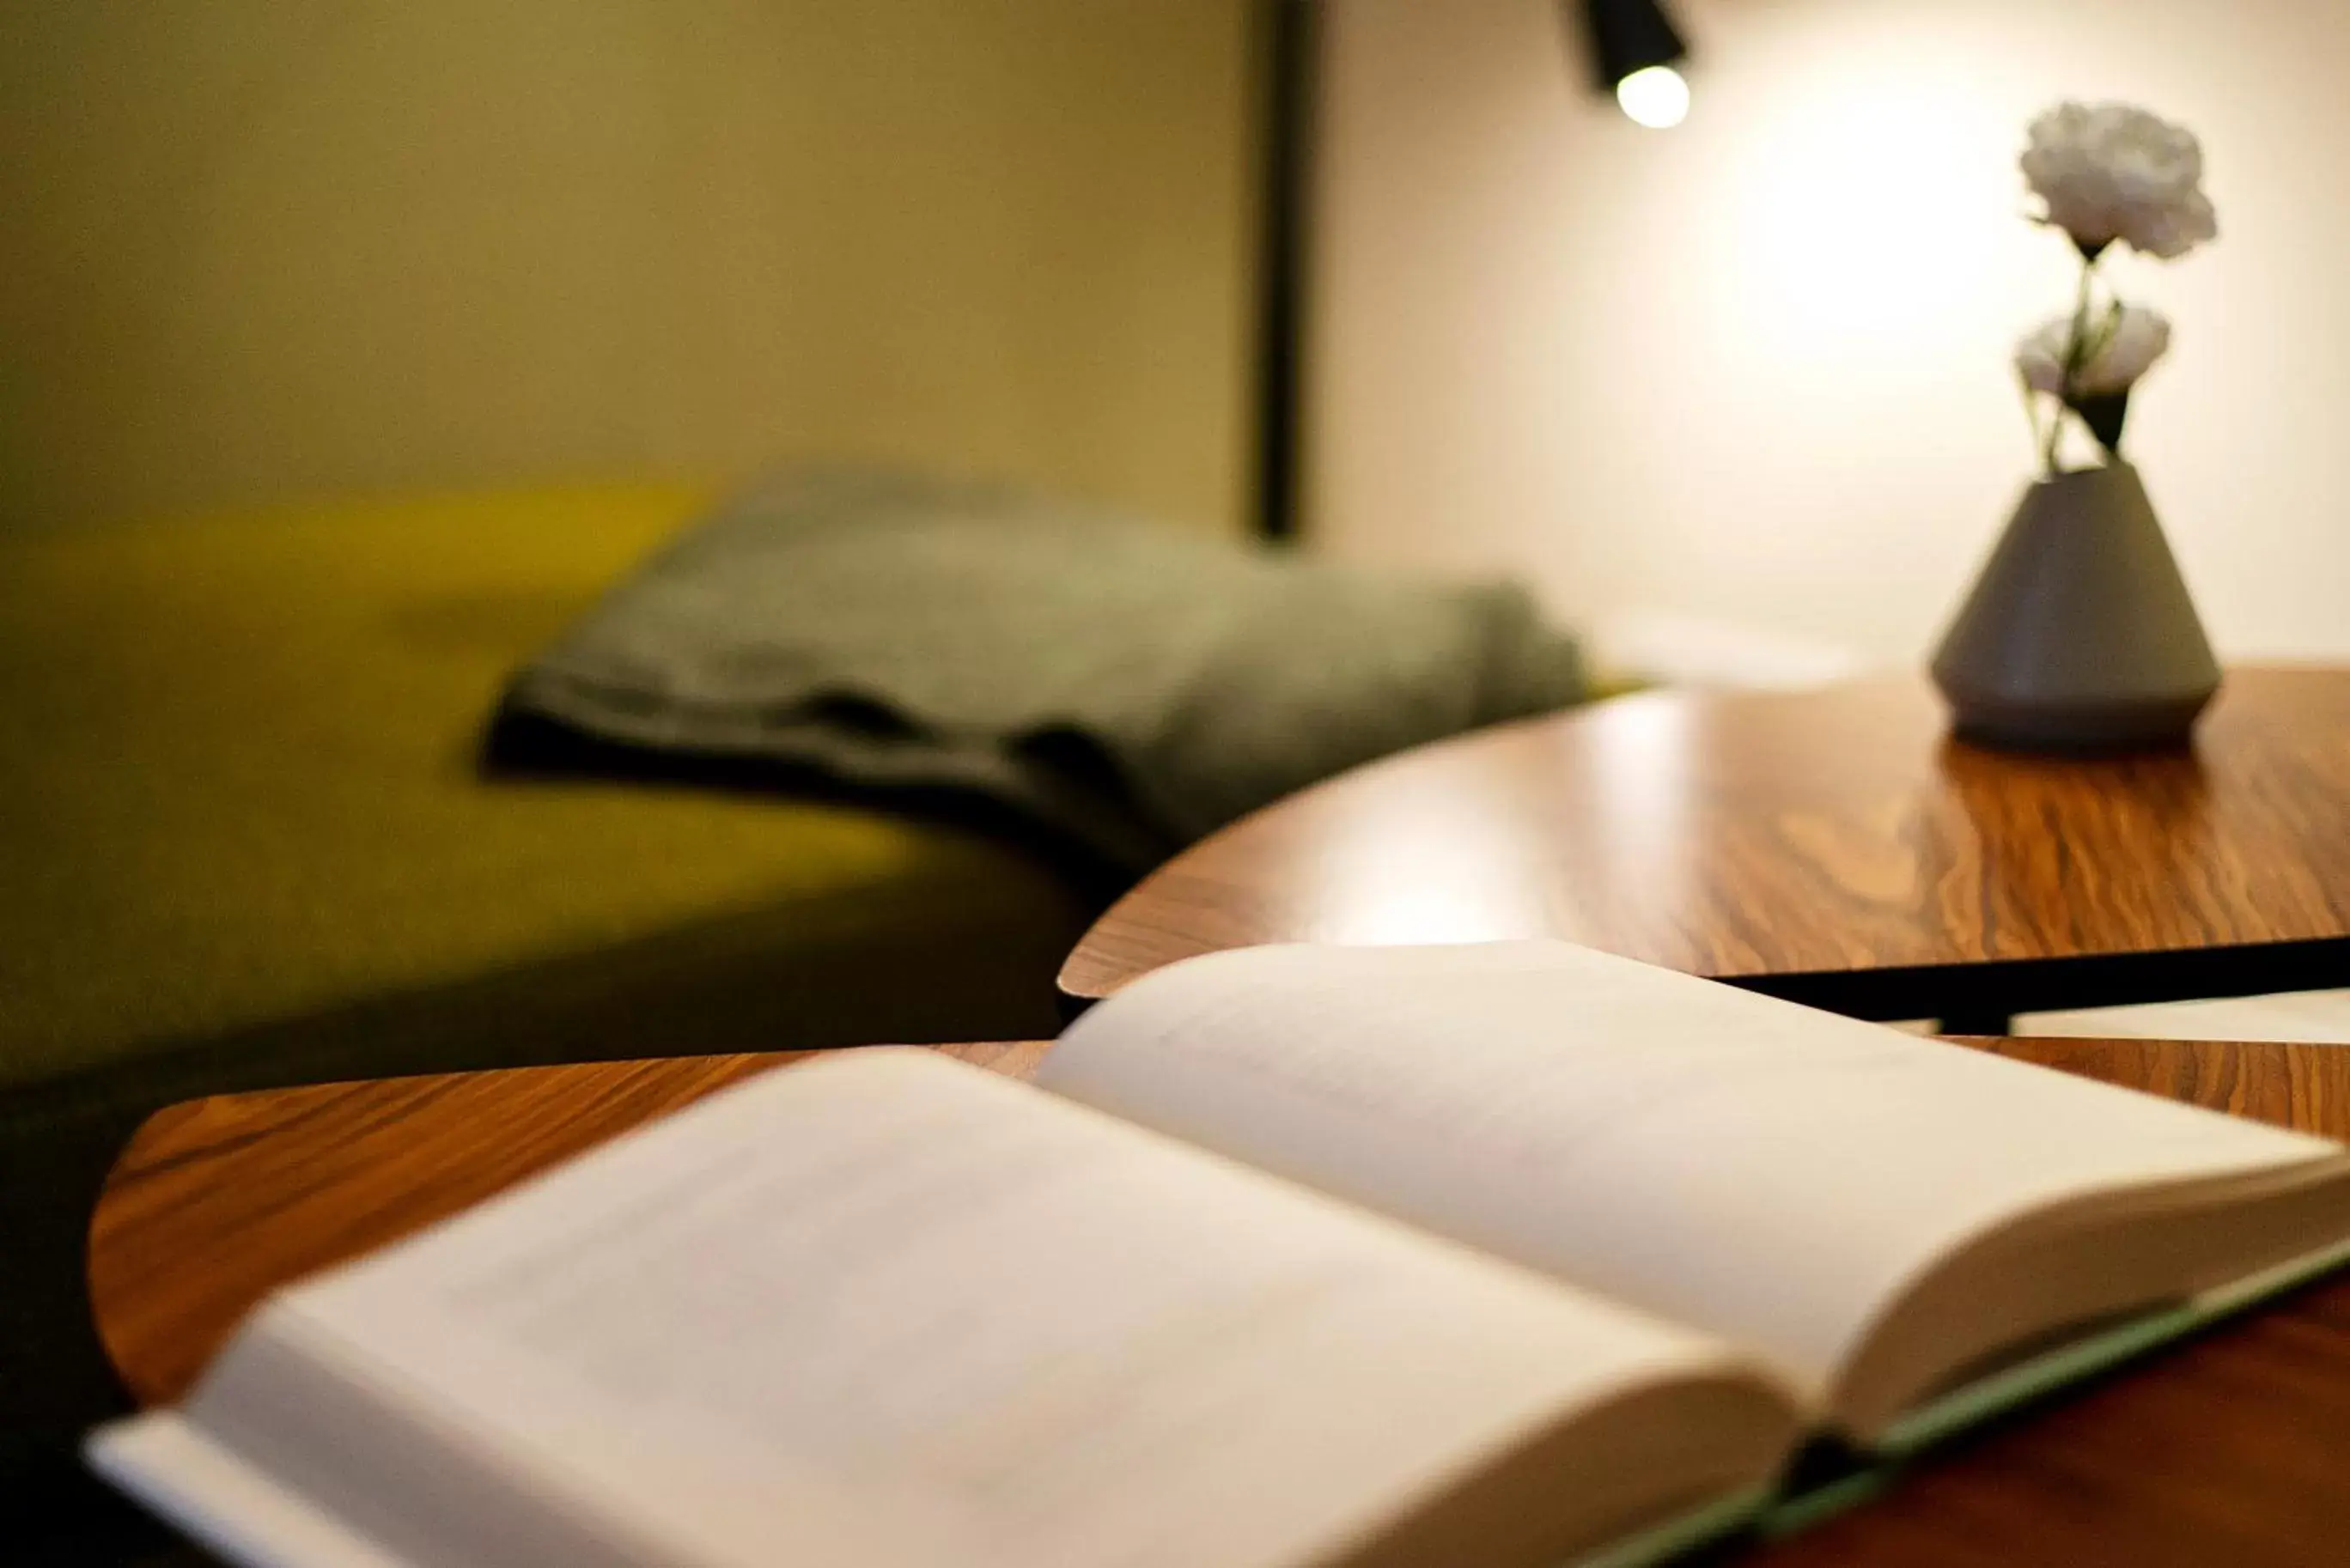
[88, 1412, 423, 1568]
[1877, 1230, 2350, 1456]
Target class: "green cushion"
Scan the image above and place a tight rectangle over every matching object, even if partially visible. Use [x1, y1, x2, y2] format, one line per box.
[1, 483, 1089, 1091]
[0, 484, 1093, 1521]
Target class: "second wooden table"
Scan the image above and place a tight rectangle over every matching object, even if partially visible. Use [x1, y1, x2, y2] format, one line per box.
[1060, 668, 2350, 1028]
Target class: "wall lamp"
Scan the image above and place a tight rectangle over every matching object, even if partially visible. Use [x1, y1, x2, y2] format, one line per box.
[1579, 0, 1693, 129]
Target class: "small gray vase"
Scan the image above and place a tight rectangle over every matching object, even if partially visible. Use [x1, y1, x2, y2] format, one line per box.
[1931, 462, 2219, 752]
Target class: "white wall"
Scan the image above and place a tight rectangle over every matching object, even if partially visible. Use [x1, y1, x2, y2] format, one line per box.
[1312, 0, 2350, 666]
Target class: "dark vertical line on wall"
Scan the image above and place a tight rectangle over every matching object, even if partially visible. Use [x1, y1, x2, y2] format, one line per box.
[1251, 0, 1318, 543]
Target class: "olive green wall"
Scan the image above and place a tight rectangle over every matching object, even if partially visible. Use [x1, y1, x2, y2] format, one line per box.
[0, 1, 1257, 532]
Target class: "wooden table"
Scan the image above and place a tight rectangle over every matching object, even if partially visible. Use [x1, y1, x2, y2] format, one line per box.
[1060, 667, 2350, 1031]
[88, 1036, 2350, 1566]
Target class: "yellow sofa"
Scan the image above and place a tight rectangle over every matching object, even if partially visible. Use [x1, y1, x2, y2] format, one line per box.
[0, 483, 1093, 1509]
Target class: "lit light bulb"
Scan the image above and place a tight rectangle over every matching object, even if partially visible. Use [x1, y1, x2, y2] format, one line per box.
[1616, 64, 1690, 130]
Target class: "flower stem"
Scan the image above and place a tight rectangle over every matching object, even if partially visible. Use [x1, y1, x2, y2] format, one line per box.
[2043, 258, 2099, 476]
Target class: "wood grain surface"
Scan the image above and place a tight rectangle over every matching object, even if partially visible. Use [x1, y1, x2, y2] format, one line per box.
[88, 1041, 1049, 1409]
[1059, 668, 2350, 1019]
[88, 1035, 2350, 1566]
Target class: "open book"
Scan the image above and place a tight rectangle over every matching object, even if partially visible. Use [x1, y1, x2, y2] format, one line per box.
[93, 942, 2350, 1568]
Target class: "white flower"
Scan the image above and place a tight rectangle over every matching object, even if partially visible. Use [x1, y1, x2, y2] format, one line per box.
[2015, 304, 2172, 398]
[2014, 319, 2071, 397]
[2021, 101, 2218, 260]
[2088, 304, 2173, 392]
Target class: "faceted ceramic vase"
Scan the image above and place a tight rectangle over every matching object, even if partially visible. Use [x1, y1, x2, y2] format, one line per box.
[1931, 462, 2219, 752]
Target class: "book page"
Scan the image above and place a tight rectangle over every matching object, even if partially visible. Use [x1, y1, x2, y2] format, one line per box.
[176, 1048, 1782, 1568]
[1043, 942, 2346, 1411]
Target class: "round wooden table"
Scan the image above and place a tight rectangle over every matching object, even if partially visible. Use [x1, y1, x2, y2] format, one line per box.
[1060, 667, 2350, 1030]
[84, 1036, 2350, 1567]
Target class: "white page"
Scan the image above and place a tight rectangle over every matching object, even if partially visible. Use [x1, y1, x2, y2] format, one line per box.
[161, 1048, 1769, 1568]
[91, 1416, 423, 1568]
[1044, 942, 2346, 1404]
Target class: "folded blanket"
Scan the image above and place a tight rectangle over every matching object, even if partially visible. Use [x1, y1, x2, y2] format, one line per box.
[491, 471, 1586, 878]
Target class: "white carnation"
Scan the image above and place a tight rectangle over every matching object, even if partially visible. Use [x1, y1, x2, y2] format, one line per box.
[2021, 101, 2218, 260]
[2014, 304, 2172, 398]
[2087, 305, 2173, 392]
[2014, 319, 2071, 397]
